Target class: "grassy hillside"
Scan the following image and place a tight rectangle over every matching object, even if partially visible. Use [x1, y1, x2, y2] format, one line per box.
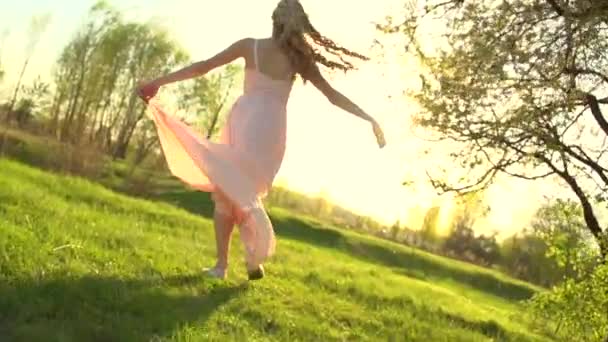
[0, 158, 554, 341]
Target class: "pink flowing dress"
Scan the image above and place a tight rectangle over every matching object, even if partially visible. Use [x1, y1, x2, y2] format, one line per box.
[145, 39, 293, 265]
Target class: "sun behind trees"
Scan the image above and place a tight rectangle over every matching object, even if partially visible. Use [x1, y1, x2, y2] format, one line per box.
[379, 1, 608, 340]
[379, 0, 608, 259]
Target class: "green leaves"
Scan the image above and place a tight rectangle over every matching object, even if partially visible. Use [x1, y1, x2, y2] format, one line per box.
[529, 263, 608, 341]
[380, 0, 608, 256]
[178, 64, 241, 139]
[13, 76, 51, 126]
[50, 1, 190, 157]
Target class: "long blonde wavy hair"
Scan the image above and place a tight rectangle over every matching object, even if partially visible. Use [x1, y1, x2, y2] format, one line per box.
[271, 0, 369, 82]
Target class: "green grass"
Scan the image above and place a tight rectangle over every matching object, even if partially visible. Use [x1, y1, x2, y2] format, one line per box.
[0, 158, 555, 341]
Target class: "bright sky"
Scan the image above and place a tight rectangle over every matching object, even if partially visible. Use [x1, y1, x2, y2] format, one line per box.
[0, 0, 563, 237]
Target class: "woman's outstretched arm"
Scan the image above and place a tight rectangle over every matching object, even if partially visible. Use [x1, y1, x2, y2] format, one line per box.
[308, 64, 386, 148]
[138, 38, 251, 100]
[309, 64, 372, 121]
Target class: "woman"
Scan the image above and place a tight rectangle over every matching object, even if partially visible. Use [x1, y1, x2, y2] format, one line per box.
[137, 0, 385, 281]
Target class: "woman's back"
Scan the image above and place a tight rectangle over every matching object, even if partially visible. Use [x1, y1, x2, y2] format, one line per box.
[248, 38, 295, 82]
[242, 38, 293, 103]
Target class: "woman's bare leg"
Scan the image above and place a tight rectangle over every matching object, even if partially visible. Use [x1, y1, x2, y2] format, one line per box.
[238, 214, 257, 270]
[208, 191, 236, 278]
[213, 209, 235, 271]
[239, 203, 275, 280]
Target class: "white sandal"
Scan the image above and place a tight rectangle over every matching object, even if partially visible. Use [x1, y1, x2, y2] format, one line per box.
[203, 266, 227, 280]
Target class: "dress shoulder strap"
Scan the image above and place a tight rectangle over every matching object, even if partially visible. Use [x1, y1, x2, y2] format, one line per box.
[253, 39, 260, 71]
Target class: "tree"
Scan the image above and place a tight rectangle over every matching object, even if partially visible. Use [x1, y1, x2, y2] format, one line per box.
[419, 205, 440, 244]
[0, 28, 9, 86]
[6, 14, 51, 122]
[0, 60, 4, 86]
[379, 0, 608, 258]
[14, 76, 50, 127]
[48, 1, 241, 162]
[499, 200, 591, 287]
[179, 64, 241, 140]
[312, 192, 333, 219]
[501, 230, 562, 287]
[529, 263, 608, 342]
[444, 224, 501, 266]
[449, 192, 489, 234]
[129, 120, 159, 168]
[532, 199, 599, 275]
[49, 1, 190, 160]
[109, 24, 189, 159]
[526, 201, 606, 341]
[390, 220, 402, 240]
[443, 192, 497, 265]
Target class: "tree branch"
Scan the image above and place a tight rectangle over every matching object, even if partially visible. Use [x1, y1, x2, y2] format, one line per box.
[546, 0, 565, 16]
[425, 165, 498, 195]
[424, 0, 464, 15]
[570, 145, 608, 173]
[565, 67, 608, 84]
[544, 128, 608, 186]
[586, 93, 608, 136]
[206, 77, 234, 140]
[536, 152, 607, 257]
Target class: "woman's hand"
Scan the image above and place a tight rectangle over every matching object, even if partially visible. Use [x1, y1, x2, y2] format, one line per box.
[137, 81, 160, 103]
[371, 119, 386, 148]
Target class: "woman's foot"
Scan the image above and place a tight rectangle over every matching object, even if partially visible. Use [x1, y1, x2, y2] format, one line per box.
[204, 266, 227, 280]
[247, 264, 265, 281]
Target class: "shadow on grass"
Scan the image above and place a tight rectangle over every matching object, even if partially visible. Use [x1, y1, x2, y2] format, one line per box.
[153, 190, 215, 219]
[272, 215, 536, 302]
[6, 166, 215, 225]
[5, 162, 536, 304]
[0, 273, 246, 341]
[302, 272, 517, 341]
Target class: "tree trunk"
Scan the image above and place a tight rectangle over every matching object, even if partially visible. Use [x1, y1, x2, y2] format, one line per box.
[558, 168, 607, 260]
[6, 57, 30, 123]
[61, 57, 88, 143]
[133, 136, 157, 167]
[112, 106, 144, 160]
[93, 63, 120, 143]
[206, 78, 234, 139]
[49, 87, 64, 135]
[586, 94, 608, 137]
